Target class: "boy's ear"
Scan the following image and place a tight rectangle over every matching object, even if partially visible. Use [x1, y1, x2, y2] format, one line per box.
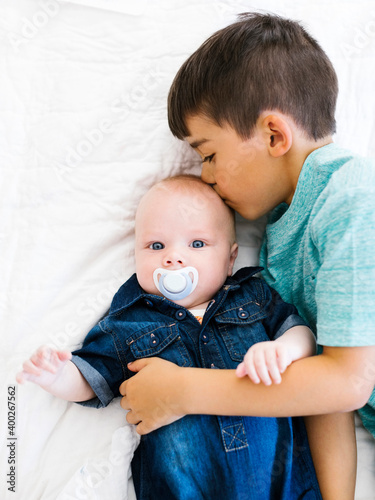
[259, 113, 293, 158]
[228, 243, 239, 276]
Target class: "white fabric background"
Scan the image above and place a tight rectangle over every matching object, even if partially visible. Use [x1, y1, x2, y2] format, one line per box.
[1, 0, 374, 498]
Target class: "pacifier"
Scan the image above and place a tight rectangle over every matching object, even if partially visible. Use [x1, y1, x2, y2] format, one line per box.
[153, 267, 199, 301]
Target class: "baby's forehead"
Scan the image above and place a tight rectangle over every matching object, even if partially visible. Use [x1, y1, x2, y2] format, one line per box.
[136, 179, 235, 239]
[138, 180, 224, 215]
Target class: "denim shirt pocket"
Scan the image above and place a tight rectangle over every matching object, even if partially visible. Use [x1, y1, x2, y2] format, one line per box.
[126, 322, 193, 367]
[214, 302, 269, 363]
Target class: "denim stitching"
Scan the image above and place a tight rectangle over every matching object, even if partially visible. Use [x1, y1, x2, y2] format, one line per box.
[215, 280, 268, 318]
[99, 320, 128, 379]
[126, 323, 177, 343]
[199, 326, 226, 369]
[216, 299, 258, 315]
[126, 323, 193, 367]
[126, 324, 176, 348]
[174, 337, 193, 367]
[222, 422, 248, 452]
[217, 324, 238, 359]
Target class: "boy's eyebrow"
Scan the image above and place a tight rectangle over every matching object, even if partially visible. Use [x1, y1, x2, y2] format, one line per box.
[187, 138, 210, 149]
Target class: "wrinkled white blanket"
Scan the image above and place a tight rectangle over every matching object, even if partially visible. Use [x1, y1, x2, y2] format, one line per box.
[1, 0, 374, 499]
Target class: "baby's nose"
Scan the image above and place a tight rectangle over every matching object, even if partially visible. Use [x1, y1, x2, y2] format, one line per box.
[163, 251, 185, 267]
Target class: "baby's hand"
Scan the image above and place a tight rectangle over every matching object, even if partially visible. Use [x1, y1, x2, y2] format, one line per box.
[16, 346, 72, 389]
[235, 341, 292, 385]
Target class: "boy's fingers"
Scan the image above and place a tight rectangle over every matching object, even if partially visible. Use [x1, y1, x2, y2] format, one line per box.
[119, 379, 127, 397]
[134, 419, 156, 436]
[120, 393, 130, 408]
[127, 358, 151, 373]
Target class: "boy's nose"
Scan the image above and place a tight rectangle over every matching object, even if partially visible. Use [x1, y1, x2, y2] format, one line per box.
[201, 163, 215, 185]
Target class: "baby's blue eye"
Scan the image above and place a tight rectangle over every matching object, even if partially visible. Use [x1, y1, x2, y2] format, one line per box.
[191, 240, 205, 248]
[150, 242, 164, 250]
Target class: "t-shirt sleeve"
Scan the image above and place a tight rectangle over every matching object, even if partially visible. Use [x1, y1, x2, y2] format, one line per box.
[71, 320, 127, 408]
[312, 186, 375, 346]
[261, 285, 309, 340]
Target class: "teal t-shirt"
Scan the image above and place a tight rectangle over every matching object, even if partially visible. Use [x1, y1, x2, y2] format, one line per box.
[259, 143, 375, 437]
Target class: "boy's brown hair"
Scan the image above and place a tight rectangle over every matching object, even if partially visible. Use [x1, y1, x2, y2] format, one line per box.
[168, 12, 338, 141]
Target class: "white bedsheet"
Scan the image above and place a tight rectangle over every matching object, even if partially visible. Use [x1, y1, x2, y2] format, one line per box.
[1, 1, 374, 498]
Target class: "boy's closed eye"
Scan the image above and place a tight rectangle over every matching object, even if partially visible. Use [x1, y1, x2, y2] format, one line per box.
[202, 154, 215, 164]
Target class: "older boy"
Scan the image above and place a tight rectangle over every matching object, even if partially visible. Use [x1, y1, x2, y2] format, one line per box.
[120, 12, 375, 499]
[18, 176, 321, 499]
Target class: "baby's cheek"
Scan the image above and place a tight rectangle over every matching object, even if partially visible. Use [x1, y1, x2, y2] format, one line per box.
[135, 268, 151, 292]
[200, 271, 223, 296]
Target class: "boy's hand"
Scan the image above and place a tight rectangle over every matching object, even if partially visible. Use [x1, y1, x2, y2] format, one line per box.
[120, 357, 185, 435]
[16, 346, 72, 389]
[235, 341, 292, 385]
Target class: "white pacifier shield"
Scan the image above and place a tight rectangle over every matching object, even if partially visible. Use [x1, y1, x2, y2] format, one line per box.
[153, 266, 199, 300]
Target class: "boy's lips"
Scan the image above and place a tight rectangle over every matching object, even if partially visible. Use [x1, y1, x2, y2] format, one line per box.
[212, 186, 231, 206]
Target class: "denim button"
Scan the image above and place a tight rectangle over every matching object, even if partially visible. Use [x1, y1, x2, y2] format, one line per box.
[175, 310, 187, 320]
[202, 333, 209, 343]
[144, 299, 153, 308]
[149, 334, 159, 347]
[238, 308, 249, 319]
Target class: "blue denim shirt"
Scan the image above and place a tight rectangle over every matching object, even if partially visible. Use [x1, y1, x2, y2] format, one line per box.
[72, 267, 321, 499]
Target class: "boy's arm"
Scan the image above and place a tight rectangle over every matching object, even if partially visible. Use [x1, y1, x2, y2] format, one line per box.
[233, 325, 356, 498]
[120, 345, 375, 434]
[16, 346, 95, 402]
[304, 413, 357, 500]
[236, 325, 316, 383]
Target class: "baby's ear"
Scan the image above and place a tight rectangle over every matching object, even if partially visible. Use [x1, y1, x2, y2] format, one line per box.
[228, 243, 239, 275]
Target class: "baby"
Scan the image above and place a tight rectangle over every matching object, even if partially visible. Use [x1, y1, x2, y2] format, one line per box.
[17, 175, 321, 499]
